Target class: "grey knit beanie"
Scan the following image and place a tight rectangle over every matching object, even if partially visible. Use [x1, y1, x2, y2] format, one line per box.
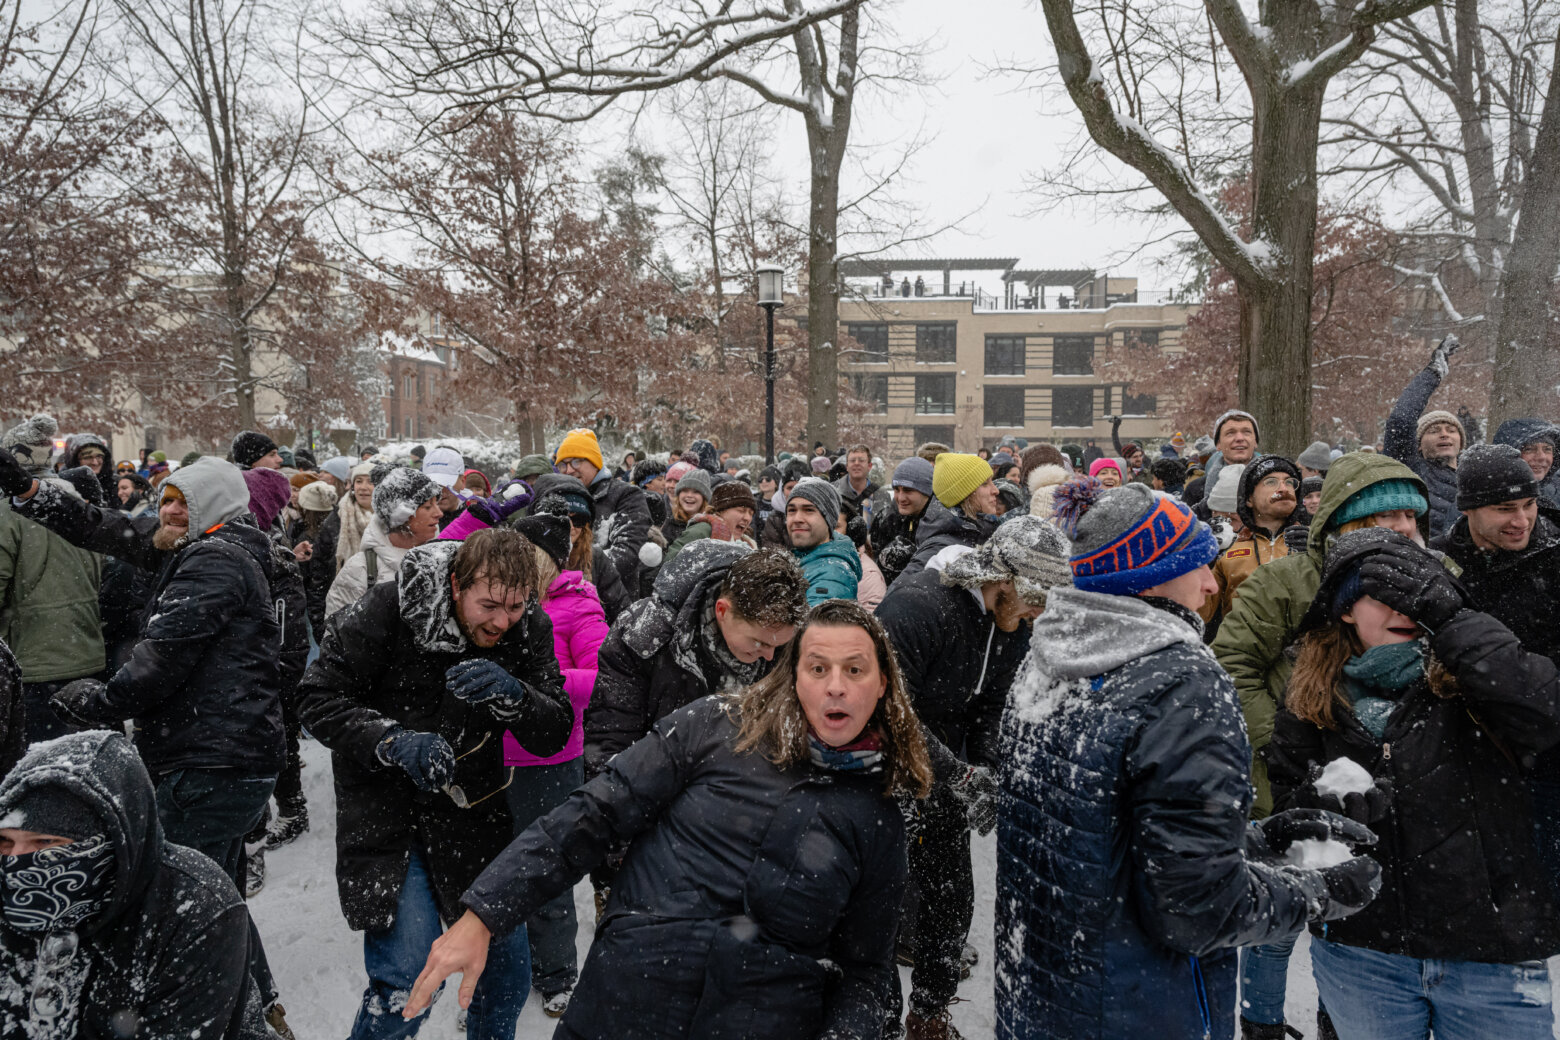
[1206, 464, 1245, 513]
[940, 515, 1072, 606]
[675, 468, 713, 503]
[3, 414, 58, 475]
[787, 476, 841, 532]
[891, 457, 935, 498]
[1296, 441, 1333, 472]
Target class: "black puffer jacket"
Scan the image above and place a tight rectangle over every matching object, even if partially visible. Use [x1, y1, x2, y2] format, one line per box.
[875, 566, 1029, 768]
[868, 502, 925, 587]
[464, 696, 905, 1040]
[589, 472, 652, 592]
[0, 732, 265, 1040]
[1266, 607, 1560, 962]
[0, 638, 22, 777]
[296, 540, 572, 931]
[583, 539, 759, 778]
[894, 500, 998, 584]
[1384, 365, 1460, 537]
[292, 509, 340, 636]
[17, 476, 284, 778]
[98, 514, 160, 673]
[1432, 505, 1560, 777]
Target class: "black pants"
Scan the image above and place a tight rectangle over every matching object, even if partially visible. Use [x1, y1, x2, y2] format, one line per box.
[900, 790, 973, 1016]
[273, 696, 305, 807]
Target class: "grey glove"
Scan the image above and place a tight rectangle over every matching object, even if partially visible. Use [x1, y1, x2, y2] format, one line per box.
[1429, 334, 1459, 378]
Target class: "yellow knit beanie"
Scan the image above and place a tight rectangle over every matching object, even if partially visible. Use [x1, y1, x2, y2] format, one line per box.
[932, 453, 993, 507]
[554, 428, 603, 471]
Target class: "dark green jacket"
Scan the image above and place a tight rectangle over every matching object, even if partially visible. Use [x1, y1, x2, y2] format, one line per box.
[0, 494, 104, 683]
[1210, 451, 1430, 816]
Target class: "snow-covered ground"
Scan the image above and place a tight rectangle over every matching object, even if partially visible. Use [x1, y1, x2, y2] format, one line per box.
[251, 739, 1559, 1038]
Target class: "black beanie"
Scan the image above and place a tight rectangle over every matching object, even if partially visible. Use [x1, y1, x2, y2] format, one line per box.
[511, 512, 572, 570]
[231, 430, 278, 469]
[1456, 444, 1539, 510]
[12, 786, 102, 841]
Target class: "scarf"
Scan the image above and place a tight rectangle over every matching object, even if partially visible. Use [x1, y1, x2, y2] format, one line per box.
[336, 496, 373, 570]
[807, 728, 884, 774]
[1343, 639, 1427, 739]
[699, 597, 765, 694]
[1, 835, 115, 935]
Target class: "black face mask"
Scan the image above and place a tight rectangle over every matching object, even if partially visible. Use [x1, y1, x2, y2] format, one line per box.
[1, 835, 115, 934]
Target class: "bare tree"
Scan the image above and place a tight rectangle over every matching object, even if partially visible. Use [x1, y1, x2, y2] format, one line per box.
[334, 0, 929, 449]
[1038, 0, 1435, 455]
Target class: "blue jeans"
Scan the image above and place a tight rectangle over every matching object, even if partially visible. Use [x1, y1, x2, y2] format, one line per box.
[1311, 936, 1553, 1040]
[505, 758, 584, 996]
[1239, 930, 1299, 1024]
[350, 848, 531, 1040]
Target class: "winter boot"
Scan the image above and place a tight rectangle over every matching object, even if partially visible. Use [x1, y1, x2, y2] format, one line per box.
[1239, 1019, 1303, 1039]
[1318, 1008, 1339, 1040]
[264, 1001, 297, 1040]
[904, 1008, 964, 1040]
[542, 987, 572, 1018]
[266, 801, 310, 850]
[959, 942, 978, 979]
[244, 845, 266, 899]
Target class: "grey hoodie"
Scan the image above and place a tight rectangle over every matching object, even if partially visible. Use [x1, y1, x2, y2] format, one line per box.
[165, 456, 252, 536]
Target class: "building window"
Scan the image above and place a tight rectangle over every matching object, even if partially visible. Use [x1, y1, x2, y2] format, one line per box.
[403, 374, 415, 399]
[913, 425, 956, 447]
[1053, 334, 1095, 375]
[403, 417, 412, 437]
[1124, 328, 1160, 350]
[845, 323, 889, 363]
[984, 387, 1025, 427]
[985, 334, 1025, 376]
[914, 374, 956, 414]
[850, 374, 889, 414]
[1052, 386, 1094, 427]
[915, 323, 957, 363]
[1122, 389, 1158, 415]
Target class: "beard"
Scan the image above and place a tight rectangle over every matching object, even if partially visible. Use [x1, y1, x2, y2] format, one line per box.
[991, 584, 1029, 633]
[152, 523, 188, 550]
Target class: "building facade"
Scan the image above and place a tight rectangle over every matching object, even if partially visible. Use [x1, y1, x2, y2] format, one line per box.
[836, 260, 1194, 456]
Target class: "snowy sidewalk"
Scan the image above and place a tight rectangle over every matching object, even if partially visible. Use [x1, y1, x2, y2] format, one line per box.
[249, 740, 1560, 1038]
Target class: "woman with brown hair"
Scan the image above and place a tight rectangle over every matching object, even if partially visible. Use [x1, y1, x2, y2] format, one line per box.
[401, 599, 932, 1039]
[1265, 527, 1560, 1040]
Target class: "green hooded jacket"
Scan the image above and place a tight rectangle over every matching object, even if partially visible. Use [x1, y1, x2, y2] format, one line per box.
[1211, 451, 1431, 817]
[0, 494, 105, 683]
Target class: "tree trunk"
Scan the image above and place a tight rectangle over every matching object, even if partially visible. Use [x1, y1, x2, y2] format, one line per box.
[225, 281, 256, 430]
[805, 151, 841, 452]
[1489, 33, 1560, 427]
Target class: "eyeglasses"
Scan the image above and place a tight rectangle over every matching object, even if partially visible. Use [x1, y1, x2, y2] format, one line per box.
[441, 731, 515, 809]
[1258, 475, 1299, 490]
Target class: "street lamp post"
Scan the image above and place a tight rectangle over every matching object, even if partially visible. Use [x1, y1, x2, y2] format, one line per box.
[756, 264, 784, 464]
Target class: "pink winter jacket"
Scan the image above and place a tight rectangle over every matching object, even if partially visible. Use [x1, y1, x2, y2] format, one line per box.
[503, 571, 608, 767]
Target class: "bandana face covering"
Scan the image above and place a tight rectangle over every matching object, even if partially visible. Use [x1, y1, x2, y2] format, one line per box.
[1, 835, 115, 934]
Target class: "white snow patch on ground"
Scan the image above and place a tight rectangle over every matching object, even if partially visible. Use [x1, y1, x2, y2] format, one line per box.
[253, 740, 1560, 1037]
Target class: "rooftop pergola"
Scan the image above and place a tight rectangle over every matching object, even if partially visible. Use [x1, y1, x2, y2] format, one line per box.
[839, 258, 1099, 305]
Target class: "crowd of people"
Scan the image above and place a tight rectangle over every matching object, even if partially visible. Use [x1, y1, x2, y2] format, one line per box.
[0, 333, 1557, 1040]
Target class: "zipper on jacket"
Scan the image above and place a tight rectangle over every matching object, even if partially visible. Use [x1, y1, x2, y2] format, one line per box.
[1382, 742, 1392, 761]
[1190, 955, 1212, 1040]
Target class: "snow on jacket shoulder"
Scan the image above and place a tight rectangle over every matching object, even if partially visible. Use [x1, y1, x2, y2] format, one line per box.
[997, 588, 1312, 1040]
[464, 695, 906, 1040]
[793, 532, 862, 605]
[897, 500, 997, 583]
[326, 518, 406, 618]
[0, 732, 264, 1039]
[504, 571, 608, 768]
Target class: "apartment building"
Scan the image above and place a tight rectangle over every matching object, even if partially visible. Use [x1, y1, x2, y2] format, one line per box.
[837, 259, 1195, 457]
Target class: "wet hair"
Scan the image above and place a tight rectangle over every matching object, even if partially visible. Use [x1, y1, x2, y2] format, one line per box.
[451, 528, 539, 598]
[732, 599, 933, 797]
[719, 549, 809, 628]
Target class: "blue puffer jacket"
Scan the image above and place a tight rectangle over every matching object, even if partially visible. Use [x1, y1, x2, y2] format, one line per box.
[793, 532, 862, 605]
[995, 588, 1314, 1040]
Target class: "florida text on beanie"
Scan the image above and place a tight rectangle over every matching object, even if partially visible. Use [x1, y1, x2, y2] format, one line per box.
[1053, 480, 1219, 596]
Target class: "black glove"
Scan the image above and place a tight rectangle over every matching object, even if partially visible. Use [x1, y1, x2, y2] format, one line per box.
[877, 536, 915, 577]
[949, 765, 998, 836]
[1356, 546, 1468, 632]
[445, 660, 529, 721]
[1428, 334, 1459, 378]
[1248, 807, 1377, 862]
[376, 727, 455, 793]
[0, 448, 35, 499]
[1295, 855, 1383, 923]
[1292, 762, 1393, 826]
[48, 678, 109, 730]
[1283, 525, 1311, 554]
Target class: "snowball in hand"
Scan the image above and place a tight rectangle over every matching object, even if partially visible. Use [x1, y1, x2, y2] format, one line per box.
[1282, 838, 1357, 870]
[1314, 758, 1374, 799]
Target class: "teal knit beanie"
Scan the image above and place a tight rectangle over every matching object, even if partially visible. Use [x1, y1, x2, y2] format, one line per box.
[1332, 479, 1427, 526]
